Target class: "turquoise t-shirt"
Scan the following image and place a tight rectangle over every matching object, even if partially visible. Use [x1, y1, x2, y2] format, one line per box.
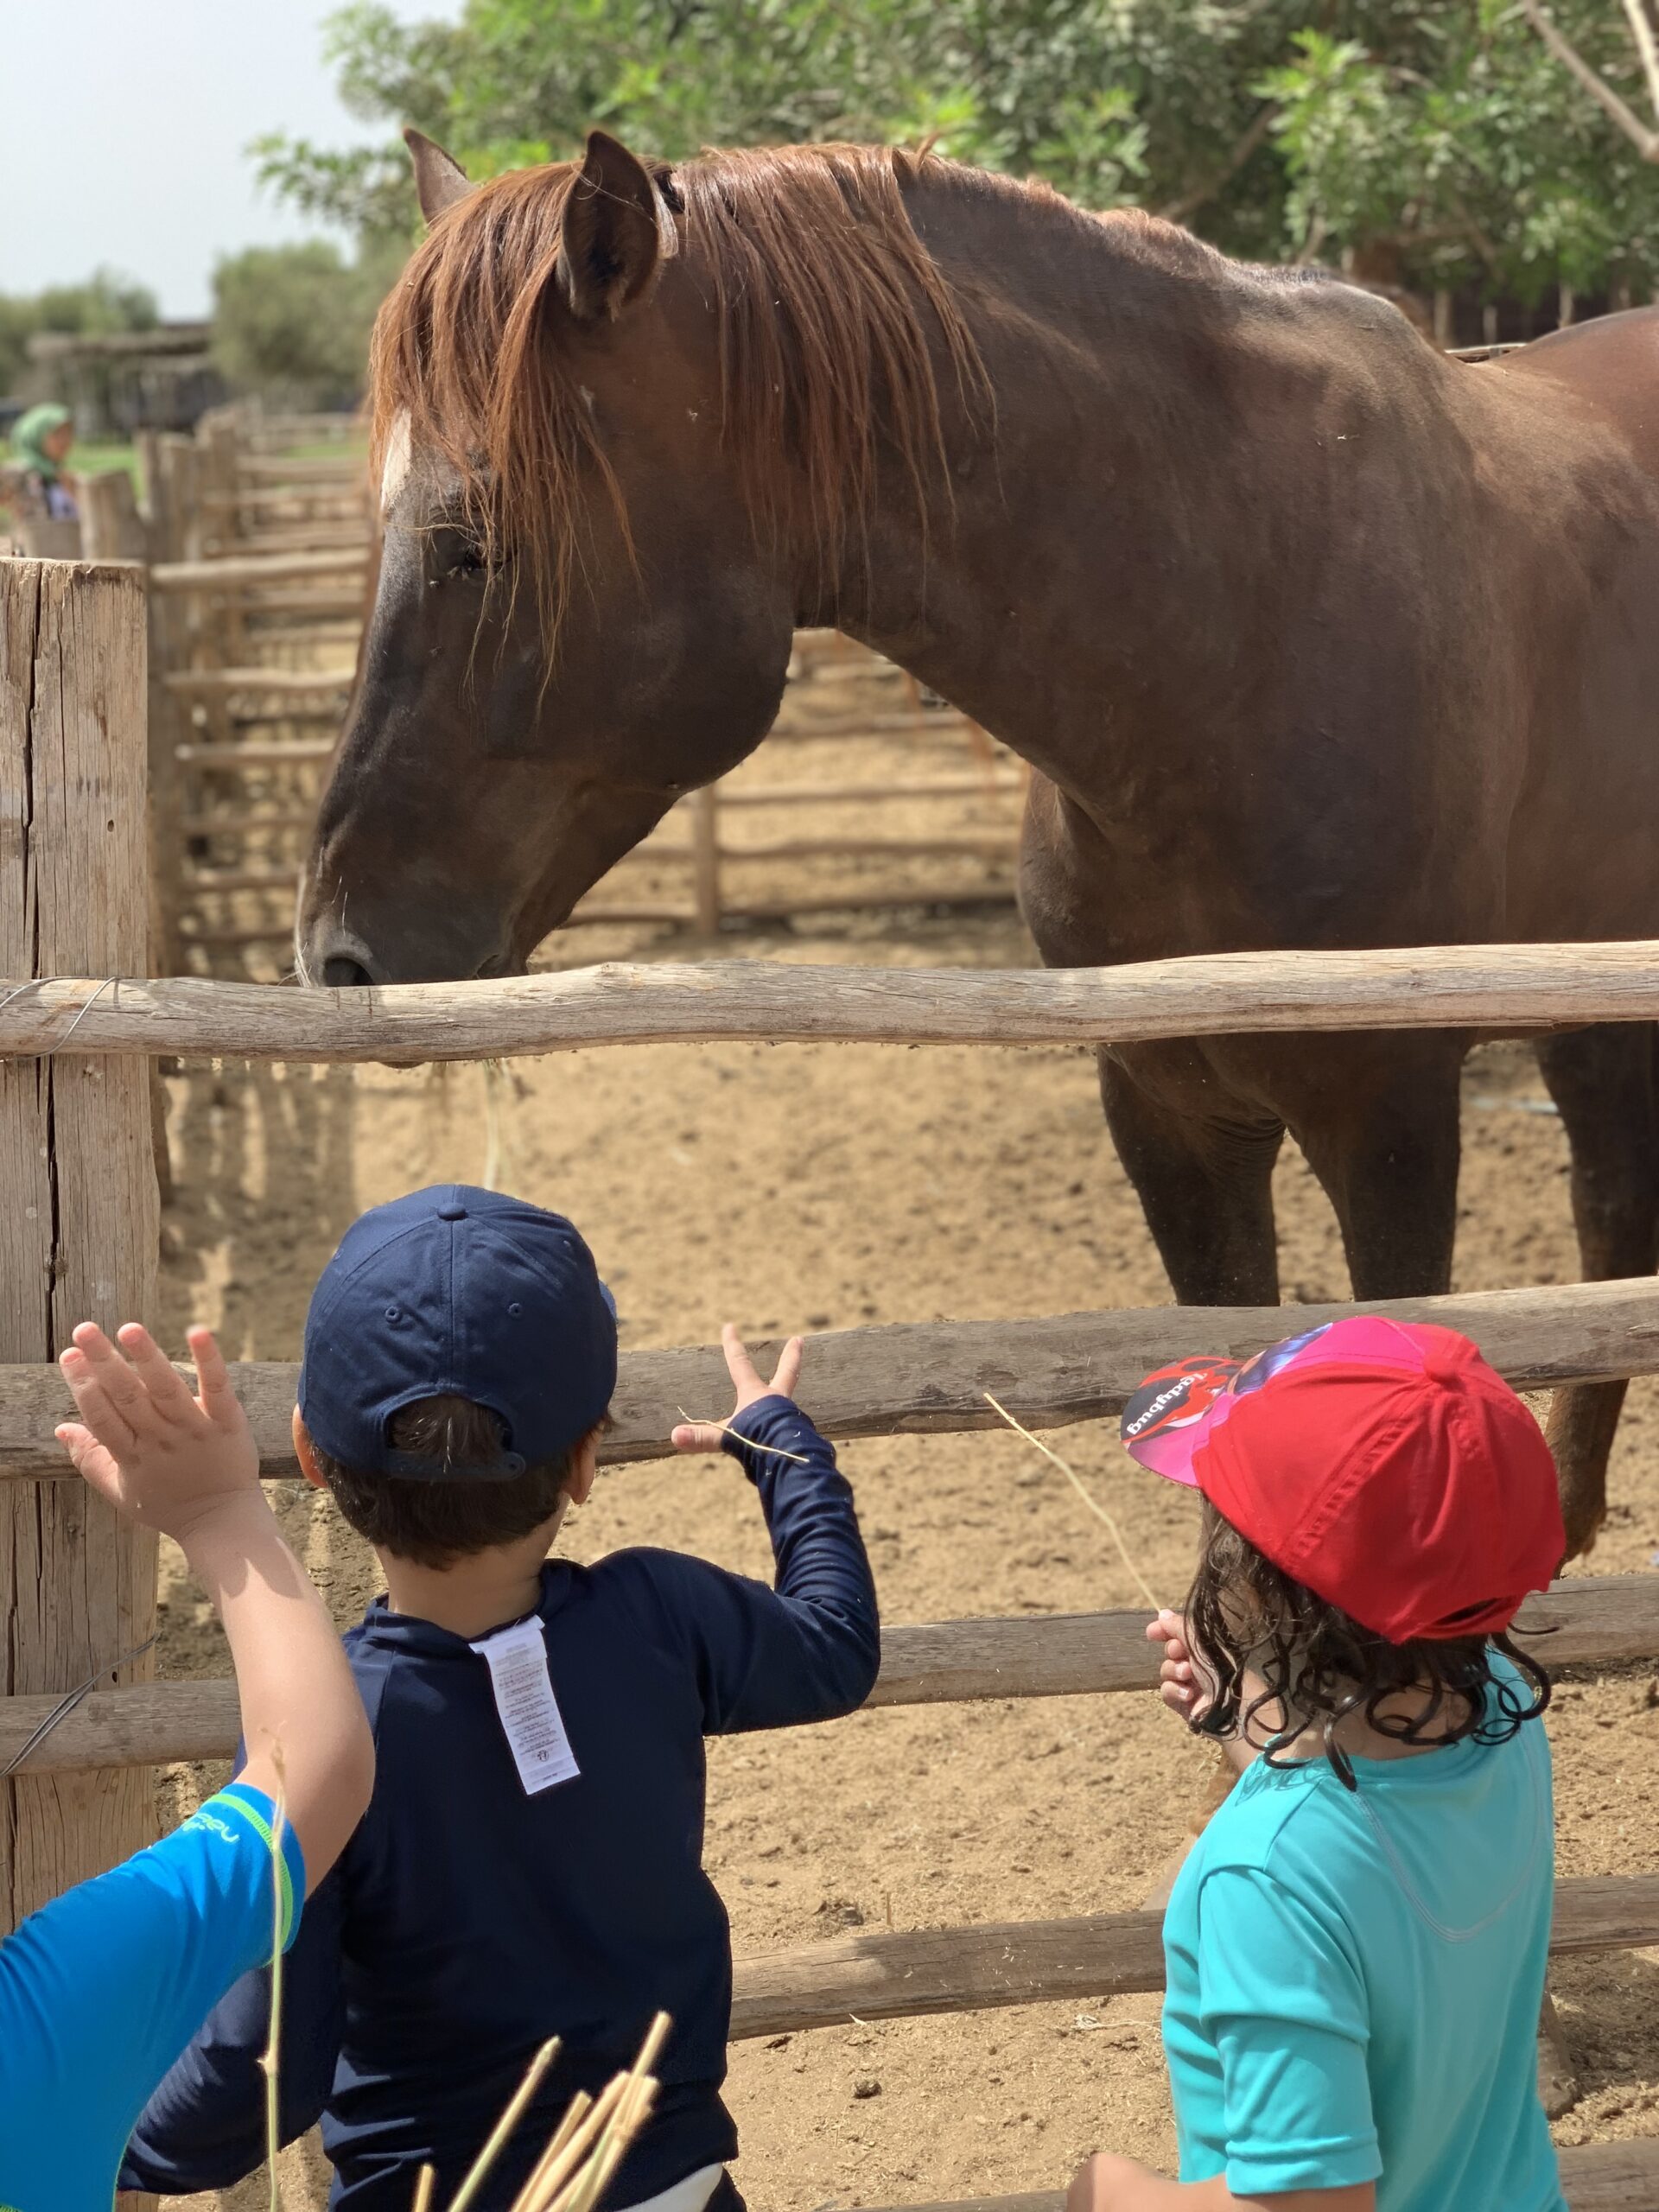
[0, 1781, 306, 2212]
[1162, 1661, 1565, 2211]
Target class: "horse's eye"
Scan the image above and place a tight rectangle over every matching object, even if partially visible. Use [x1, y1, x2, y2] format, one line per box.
[428, 525, 497, 583]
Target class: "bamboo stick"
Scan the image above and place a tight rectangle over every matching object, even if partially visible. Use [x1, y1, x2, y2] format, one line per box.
[445, 2038, 560, 2212]
[512, 2090, 592, 2212]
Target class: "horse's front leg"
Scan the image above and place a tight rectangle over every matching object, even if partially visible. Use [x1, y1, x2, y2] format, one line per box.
[1269, 1029, 1466, 1302]
[1096, 1042, 1287, 1306]
[1535, 1023, 1659, 1560]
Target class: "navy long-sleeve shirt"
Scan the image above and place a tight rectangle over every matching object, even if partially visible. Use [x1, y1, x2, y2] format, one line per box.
[119, 1396, 878, 2210]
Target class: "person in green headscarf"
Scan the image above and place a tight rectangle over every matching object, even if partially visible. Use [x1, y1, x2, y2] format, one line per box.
[10, 403, 79, 519]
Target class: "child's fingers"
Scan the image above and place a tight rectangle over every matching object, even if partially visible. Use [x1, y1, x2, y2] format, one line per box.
[719, 1323, 764, 1398]
[771, 1335, 804, 1399]
[1147, 1611, 1189, 1657]
[671, 1421, 724, 1455]
[185, 1326, 239, 1427]
[117, 1324, 199, 1427]
[54, 1421, 120, 1494]
[60, 1339, 138, 1451]
[70, 1322, 158, 1433]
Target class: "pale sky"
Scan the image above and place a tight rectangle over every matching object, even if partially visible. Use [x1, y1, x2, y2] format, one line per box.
[1, 0, 454, 318]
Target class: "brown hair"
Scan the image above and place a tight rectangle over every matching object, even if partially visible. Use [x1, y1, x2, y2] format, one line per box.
[1185, 1502, 1551, 1792]
[367, 141, 989, 652]
[313, 1395, 592, 1570]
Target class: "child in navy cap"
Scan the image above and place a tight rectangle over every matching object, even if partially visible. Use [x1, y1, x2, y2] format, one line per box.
[119, 1185, 879, 2212]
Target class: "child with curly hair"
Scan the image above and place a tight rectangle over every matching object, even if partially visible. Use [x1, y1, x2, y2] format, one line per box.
[1070, 1315, 1567, 2212]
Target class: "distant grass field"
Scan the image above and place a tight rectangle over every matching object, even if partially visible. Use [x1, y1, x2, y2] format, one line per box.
[287, 436, 368, 461]
[72, 442, 140, 484]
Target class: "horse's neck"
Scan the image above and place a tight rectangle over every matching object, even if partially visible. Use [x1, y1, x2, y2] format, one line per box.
[819, 176, 1434, 792]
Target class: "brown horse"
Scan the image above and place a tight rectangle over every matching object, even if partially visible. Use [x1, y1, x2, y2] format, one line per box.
[298, 130, 1659, 1557]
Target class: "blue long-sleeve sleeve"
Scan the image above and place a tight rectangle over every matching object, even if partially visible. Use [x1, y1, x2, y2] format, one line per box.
[642, 1393, 880, 1731]
[0, 1785, 303, 2212]
[117, 1858, 346, 2195]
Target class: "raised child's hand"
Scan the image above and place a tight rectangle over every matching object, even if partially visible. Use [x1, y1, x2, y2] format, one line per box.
[56, 1322, 262, 1542]
[671, 1323, 804, 1453]
[1147, 1608, 1218, 1729]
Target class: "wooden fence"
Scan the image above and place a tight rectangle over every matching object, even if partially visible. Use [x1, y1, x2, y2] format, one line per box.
[0, 562, 158, 1934]
[8, 558, 1659, 2203]
[6, 938, 1659, 1060]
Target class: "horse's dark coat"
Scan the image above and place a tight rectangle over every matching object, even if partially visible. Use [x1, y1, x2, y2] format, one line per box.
[300, 136, 1659, 1555]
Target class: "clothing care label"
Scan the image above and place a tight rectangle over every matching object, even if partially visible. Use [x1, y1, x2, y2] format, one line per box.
[469, 1618, 581, 1796]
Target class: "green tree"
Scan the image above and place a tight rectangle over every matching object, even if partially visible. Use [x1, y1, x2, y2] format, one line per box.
[210, 239, 399, 404]
[252, 0, 1659, 305]
[1262, 4, 1659, 305]
[0, 270, 157, 398]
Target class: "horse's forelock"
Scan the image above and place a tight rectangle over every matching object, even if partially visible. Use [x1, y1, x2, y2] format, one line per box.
[366, 142, 988, 650]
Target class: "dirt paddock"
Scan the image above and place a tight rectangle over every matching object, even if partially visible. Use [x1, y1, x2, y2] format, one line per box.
[149, 902, 1659, 2209]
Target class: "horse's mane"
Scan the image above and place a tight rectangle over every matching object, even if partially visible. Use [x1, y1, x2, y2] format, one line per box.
[369, 141, 989, 645]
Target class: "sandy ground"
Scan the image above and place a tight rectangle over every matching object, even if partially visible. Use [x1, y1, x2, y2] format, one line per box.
[139, 880, 1659, 2210]
[137, 628, 1659, 2208]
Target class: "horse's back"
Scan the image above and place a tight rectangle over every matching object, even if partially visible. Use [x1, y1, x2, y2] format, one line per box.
[1489, 307, 1659, 469]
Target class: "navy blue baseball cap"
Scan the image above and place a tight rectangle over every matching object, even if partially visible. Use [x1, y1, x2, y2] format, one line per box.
[298, 1185, 618, 1480]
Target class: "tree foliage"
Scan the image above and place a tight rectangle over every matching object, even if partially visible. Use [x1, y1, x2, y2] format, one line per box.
[254, 0, 1659, 304]
[0, 270, 157, 399]
[210, 239, 403, 404]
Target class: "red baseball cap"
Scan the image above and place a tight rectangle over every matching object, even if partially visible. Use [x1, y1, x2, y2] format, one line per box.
[1119, 1315, 1564, 1643]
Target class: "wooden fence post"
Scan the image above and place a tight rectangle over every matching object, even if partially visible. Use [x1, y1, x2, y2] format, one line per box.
[134, 429, 166, 556]
[0, 560, 160, 1929]
[196, 413, 251, 654]
[692, 782, 722, 935]
[156, 434, 202, 567]
[78, 468, 149, 563]
[144, 442, 201, 980]
[146, 584, 188, 979]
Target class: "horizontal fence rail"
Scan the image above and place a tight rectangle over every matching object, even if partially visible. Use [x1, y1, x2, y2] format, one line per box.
[6, 943, 1659, 1062]
[149, 547, 371, 592]
[726, 1873, 1659, 2040]
[165, 667, 354, 696]
[850, 2139, 1659, 2212]
[4, 1571, 1652, 1777]
[2, 1278, 1657, 1483]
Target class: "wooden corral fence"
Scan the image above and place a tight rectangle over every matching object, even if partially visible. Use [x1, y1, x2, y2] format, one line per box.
[8, 559, 1659, 2205]
[0, 563, 158, 1936]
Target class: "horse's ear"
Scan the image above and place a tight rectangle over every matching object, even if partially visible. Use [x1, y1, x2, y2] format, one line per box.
[558, 130, 671, 322]
[404, 128, 474, 226]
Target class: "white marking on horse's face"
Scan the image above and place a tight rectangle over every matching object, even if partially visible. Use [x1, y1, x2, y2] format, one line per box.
[380, 411, 414, 513]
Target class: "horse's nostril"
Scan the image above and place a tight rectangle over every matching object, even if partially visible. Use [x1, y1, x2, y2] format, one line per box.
[321, 955, 376, 990]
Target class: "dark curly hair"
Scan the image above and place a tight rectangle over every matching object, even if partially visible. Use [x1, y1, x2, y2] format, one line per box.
[1184, 1501, 1551, 1792]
